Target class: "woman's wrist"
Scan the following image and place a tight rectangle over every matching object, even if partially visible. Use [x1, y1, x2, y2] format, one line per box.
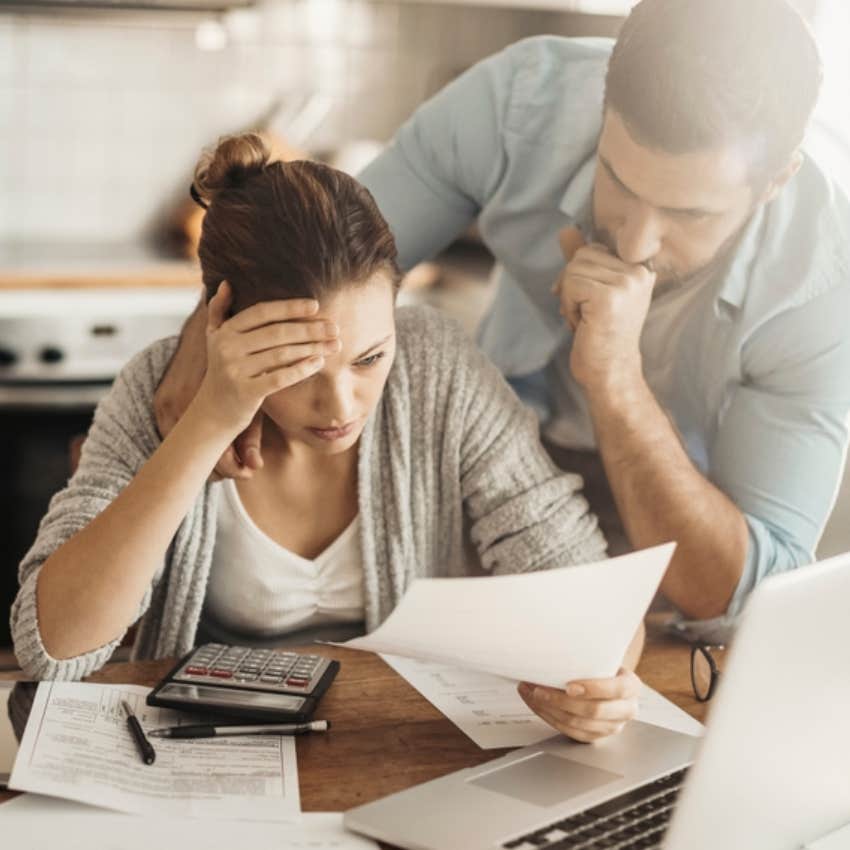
[173, 386, 245, 458]
[184, 379, 252, 438]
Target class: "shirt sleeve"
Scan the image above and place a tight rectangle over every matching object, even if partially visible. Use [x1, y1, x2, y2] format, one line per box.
[357, 42, 517, 271]
[710, 286, 850, 617]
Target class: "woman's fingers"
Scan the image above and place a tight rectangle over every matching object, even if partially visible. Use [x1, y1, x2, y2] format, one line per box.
[245, 340, 340, 377]
[240, 320, 340, 355]
[538, 707, 626, 742]
[520, 682, 639, 722]
[518, 669, 641, 744]
[227, 298, 320, 332]
[207, 281, 232, 332]
[545, 694, 639, 722]
[566, 668, 642, 701]
[257, 355, 326, 395]
[517, 685, 627, 742]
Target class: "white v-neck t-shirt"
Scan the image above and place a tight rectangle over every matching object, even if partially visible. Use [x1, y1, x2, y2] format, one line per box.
[203, 479, 365, 640]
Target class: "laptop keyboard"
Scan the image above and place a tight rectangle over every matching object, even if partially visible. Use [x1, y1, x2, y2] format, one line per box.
[502, 768, 688, 850]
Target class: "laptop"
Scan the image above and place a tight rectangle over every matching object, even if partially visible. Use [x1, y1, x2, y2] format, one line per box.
[345, 551, 850, 850]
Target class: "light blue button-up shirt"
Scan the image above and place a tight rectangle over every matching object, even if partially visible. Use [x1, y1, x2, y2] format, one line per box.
[359, 36, 850, 617]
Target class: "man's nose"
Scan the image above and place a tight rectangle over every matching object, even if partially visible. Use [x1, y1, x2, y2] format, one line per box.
[617, 207, 662, 267]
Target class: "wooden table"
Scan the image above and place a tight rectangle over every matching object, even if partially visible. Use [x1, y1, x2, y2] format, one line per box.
[0, 626, 718, 824]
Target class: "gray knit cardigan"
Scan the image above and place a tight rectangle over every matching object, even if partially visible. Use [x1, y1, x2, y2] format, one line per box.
[11, 306, 606, 680]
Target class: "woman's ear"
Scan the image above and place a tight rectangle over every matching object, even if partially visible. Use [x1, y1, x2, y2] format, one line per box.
[758, 150, 804, 206]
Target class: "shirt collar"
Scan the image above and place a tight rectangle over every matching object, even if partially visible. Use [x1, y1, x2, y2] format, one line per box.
[558, 155, 596, 235]
[714, 204, 768, 312]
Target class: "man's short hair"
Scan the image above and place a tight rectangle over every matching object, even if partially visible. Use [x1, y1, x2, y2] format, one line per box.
[604, 0, 822, 183]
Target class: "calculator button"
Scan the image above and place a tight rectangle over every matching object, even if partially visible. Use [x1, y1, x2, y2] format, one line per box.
[210, 669, 234, 678]
[260, 674, 283, 684]
[184, 666, 209, 676]
[286, 677, 309, 687]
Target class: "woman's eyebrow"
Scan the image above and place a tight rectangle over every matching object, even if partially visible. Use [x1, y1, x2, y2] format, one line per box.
[353, 334, 394, 360]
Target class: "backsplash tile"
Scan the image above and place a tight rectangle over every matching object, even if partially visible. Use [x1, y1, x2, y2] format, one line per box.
[0, 1, 621, 246]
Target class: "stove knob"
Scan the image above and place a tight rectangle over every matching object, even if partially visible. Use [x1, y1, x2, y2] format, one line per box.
[0, 347, 18, 367]
[40, 346, 65, 364]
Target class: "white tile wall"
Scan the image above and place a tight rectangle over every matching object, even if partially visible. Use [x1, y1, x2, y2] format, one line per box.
[0, 2, 621, 245]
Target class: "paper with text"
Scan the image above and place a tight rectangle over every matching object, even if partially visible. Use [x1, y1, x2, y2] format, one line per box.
[0, 794, 378, 849]
[9, 682, 300, 820]
[343, 544, 675, 688]
[382, 654, 703, 749]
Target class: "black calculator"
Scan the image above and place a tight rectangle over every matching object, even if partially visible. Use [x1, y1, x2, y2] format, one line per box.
[147, 643, 340, 723]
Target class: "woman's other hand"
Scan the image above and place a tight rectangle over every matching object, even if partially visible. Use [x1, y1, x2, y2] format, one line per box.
[518, 667, 641, 743]
[195, 282, 340, 438]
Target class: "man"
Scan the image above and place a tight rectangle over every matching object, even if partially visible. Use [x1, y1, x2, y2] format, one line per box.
[155, 0, 849, 688]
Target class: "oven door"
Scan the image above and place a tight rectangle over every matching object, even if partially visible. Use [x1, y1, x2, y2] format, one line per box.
[0, 383, 109, 647]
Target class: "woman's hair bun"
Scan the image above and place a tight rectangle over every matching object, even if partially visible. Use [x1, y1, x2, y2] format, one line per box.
[193, 132, 272, 206]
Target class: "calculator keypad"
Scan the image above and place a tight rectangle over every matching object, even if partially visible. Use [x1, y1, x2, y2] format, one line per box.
[174, 644, 330, 695]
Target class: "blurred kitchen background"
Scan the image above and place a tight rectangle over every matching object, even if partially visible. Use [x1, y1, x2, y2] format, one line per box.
[0, 0, 847, 659]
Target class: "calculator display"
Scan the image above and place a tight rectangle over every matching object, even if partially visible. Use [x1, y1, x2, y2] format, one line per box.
[157, 683, 307, 712]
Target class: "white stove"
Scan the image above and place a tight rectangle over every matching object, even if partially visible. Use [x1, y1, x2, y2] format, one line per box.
[0, 288, 200, 409]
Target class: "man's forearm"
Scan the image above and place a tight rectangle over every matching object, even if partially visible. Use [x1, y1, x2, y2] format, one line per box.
[153, 296, 207, 439]
[586, 375, 749, 620]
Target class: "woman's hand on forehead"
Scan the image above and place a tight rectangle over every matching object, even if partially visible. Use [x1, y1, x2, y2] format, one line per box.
[194, 282, 342, 438]
[227, 296, 325, 331]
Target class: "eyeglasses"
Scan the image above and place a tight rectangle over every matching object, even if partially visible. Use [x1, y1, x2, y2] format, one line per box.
[690, 643, 724, 702]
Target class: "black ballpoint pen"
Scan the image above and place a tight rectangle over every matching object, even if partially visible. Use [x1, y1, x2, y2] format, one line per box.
[122, 699, 156, 765]
[148, 719, 331, 739]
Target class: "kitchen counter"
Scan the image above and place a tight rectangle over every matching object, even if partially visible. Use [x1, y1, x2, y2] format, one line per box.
[0, 242, 202, 290]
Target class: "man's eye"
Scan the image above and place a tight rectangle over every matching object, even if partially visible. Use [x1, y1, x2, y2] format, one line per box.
[356, 352, 385, 368]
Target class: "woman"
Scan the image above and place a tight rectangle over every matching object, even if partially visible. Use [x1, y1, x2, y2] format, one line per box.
[12, 133, 642, 742]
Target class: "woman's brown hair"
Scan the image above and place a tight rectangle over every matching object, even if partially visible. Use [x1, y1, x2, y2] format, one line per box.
[192, 133, 401, 312]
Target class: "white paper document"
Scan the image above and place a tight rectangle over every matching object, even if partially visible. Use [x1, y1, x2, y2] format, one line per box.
[0, 794, 378, 850]
[9, 682, 300, 821]
[343, 544, 675, 688]
[382, 654, 703, 749]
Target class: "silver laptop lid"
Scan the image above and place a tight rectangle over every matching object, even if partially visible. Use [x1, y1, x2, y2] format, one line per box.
[664, 552, 850, 850]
